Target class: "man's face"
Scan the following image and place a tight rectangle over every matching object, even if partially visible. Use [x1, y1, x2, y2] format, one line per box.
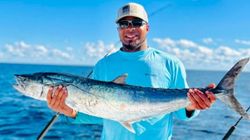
[117, 16, 149, 51]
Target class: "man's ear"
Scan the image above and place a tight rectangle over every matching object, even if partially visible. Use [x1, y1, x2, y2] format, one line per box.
[146, 24, 149, 32]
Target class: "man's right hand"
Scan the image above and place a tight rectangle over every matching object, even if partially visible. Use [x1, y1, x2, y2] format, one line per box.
[47, 85, 77, 118]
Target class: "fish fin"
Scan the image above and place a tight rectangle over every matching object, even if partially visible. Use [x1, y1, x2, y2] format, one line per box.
[112, 73, 128, 84]
[215, 58, 250, 120]
[120, 121, 135, 133]
[217, 94, 250, 120]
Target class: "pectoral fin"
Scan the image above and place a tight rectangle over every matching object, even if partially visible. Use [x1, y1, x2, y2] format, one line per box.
[120, 121, 135, 133]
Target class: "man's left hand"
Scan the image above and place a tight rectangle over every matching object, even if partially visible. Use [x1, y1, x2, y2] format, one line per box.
[186, 83, 216, 111]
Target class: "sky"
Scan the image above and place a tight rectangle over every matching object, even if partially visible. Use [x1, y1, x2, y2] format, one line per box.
[0, 0, 250, 71]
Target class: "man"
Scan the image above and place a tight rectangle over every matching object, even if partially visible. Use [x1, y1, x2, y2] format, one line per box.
[47, 2, 216, 140]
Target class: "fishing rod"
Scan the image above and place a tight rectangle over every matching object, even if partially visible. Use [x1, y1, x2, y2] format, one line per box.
[222, 105, 250, 140]
[37, 3, 171, 140]
[37, 112, 60, 140]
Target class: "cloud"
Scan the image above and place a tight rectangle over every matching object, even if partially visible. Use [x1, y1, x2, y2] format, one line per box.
[153, 38, 198, 49]
[153, 38, 176, 47]
[0, 40, 120, 65]
[1, 39, 249, 71]
[153, 38, 213, 55]
[52, 49, 72, 60]
[81, 40, 118, 65]
[36, 45, 48, 54]
[235, 39, 250, 46]
[153, 37, 250, 71]
[202, 38, 214, 45]
[85, 41, 117, 57]
[5, 41, 30, 57]
[178, 39, 198, 48]
[1, 41, 73, 64]
[215, 46, 241, 57]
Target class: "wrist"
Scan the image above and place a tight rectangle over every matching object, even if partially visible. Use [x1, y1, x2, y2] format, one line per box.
[64, 108, 77, 118]
[186, 105, 195, 112]
[69, 109, 77, 118]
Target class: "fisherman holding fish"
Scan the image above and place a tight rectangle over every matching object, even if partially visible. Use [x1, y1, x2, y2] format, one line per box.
[46, 2, 216, 140]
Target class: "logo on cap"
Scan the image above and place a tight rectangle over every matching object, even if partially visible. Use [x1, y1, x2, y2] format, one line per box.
[122, 5, 130, 14]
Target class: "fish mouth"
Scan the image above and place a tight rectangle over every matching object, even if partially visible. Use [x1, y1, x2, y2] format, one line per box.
[13, 74, 26, 92]
[13, 84, 21, 92]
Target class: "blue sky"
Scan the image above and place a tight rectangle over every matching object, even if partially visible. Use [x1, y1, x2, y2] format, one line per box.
[0, 0, 250, 71]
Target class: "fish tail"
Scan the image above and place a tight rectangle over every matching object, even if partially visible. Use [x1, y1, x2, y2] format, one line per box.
[213, 58, 250, 120]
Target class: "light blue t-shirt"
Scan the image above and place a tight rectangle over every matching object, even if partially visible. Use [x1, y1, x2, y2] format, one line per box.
[66, 47, 199, 140]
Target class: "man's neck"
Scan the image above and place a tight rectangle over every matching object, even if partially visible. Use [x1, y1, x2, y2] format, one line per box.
[121, 42, 148, 52]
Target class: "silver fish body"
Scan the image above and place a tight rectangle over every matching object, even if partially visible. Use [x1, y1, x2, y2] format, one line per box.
[13, 58, 250, 132]
[14, 72, 191, 122]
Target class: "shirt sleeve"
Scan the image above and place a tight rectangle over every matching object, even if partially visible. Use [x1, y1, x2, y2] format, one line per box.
[63, 60, 106, 124]
[171, 60, 200, 121]
[63, 112, 103, 125]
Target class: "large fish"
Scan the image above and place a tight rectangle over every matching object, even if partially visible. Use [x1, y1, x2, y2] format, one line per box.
[13, 58, 250, 133]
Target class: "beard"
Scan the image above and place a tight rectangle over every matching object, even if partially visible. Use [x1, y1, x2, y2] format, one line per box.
[122, 38, 145, 51]
[122, 41, 139, 50]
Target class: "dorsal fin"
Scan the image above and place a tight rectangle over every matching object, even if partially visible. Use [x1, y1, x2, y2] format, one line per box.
[112, 73, 128, 84]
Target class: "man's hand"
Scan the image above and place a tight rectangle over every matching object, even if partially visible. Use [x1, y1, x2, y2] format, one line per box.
[47, 85, 77, 118]
[186, 83, 216, 111]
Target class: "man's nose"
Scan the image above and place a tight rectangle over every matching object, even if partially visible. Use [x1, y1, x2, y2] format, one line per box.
[127, 23, 136, 30]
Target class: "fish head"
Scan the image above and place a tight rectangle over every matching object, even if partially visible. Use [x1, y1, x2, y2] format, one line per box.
[13, 73, 46, 100]
[13, 72, 74, 100]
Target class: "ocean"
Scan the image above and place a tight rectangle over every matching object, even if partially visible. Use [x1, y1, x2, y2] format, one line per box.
[0, 63, 249, 140]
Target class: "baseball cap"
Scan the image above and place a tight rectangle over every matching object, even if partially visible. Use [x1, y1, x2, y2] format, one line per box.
[116, 3, 148, 23]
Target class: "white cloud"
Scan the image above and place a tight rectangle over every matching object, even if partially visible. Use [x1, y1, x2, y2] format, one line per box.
[178, 39, 197, 48]
[215, 46, 241, 57]
[1, 39, 249, 71]
[153, 38, 176, 47]
[153, 37, 250, 71]
[5, 41, 30, 57]
[33, 45, 49, 57]
[239, 48, 250, 56]
[0, 40, 120, 65]
[1, 41, 73, 64]
[153, 38, 198, 49]
[36, 45, 48, 54]
[235, 39, 250, 46]
[197, 46, 213, 56]
[202, 38, 214, 44]
[52, 49, 72, 60]
[82, 40, 118, 64]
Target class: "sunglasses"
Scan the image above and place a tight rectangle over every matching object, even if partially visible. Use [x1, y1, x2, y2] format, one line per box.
[118, 19, 146, 29]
